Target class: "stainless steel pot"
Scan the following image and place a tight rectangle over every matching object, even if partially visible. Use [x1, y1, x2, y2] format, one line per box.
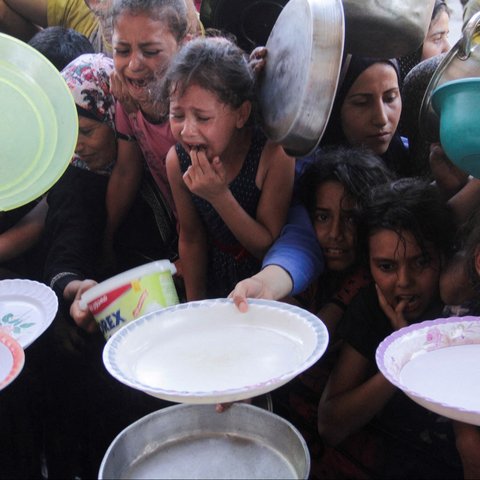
[420, 11, 480, 142]
[257, 0, 344, 156]
[342, 0, 435, 58]
[99, 403, 310, 479]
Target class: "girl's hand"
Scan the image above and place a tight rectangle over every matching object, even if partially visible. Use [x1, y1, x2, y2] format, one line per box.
[183, 148, 228, 202]
[375, 284, 408, 331]
[229, 277, 267, 313]
[110, 71, 138, 114]
[249, 46, 267, 78]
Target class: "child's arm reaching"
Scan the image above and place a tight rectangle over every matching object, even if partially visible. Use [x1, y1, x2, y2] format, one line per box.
[185, 141, 294, 259]
[318, 344, 397, 445]
[104, 138, 143, 262]
[453, 421, 480, 480]
[166, 146, 208, 301]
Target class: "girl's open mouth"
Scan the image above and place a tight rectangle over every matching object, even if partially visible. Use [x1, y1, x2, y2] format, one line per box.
[396, 295, 420, 312]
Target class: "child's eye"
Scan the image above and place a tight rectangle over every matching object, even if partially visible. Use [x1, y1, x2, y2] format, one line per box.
[376, 261, 395, 273]
[196, 116, 211, 122]
[314, 213, 329, 223]
[169, 113, 184, 121]
[79, 128, 93, 136]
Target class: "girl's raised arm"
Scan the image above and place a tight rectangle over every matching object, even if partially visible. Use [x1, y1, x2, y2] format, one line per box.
[209, 141, 294, 260]
[166, 146, 208, 300]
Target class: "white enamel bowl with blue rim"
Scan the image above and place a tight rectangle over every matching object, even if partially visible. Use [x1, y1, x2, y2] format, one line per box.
[376, 315, 480, 425]
[103, 298, 329, 404]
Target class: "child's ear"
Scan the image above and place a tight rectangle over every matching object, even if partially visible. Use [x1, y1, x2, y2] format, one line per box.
[474, 246, 480, 276]
[236, 101, 252, 129]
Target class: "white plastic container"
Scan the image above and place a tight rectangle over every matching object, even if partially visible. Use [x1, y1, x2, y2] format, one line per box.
[80, 260, 179, 340]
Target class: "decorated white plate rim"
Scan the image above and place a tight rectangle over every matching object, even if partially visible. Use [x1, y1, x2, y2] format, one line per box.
[103, 298, 329, 399]
[0, 332, 25, 390]
[0, 278, 58, 348]
[376, 315, 480, 418]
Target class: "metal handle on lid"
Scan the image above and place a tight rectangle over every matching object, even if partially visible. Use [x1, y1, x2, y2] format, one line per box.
[458, 11, 480, 60]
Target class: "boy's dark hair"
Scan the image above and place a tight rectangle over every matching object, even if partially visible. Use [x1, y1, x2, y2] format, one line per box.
[298, 146, 396, 222]
[28, 27, 94, 71]
[111, 0, 188, 42]
[360, 177, 455, 259]
[164, 36, 255, 110]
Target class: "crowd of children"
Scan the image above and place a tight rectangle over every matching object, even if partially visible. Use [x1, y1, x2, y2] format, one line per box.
[1, 0, 480, 478]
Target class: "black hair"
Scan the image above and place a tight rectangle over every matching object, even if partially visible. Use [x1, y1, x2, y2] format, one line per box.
[28, 27, 94, 71]
[360, 177, 455, 260]
[111, 0, 188, 42]
[298, 146, 396, 223]
[164, 37, 255, 110]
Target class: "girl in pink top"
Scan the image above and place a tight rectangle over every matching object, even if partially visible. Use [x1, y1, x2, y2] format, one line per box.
[106, 0, 196, 250]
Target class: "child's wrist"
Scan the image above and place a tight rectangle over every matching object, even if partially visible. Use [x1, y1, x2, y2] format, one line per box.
[329, 297, 347, 312]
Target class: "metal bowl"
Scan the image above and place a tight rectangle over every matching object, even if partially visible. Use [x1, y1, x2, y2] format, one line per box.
[257, 0, 344, 157]
[99, 403, 310, 479]
[342, 0, 435, 57]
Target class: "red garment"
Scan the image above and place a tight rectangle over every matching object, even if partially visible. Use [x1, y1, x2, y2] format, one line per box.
[194, 0, 202, 11]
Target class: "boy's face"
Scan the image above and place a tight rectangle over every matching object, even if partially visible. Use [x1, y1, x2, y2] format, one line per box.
[312, 180, 357, 272]
[369, 229, 441, 323]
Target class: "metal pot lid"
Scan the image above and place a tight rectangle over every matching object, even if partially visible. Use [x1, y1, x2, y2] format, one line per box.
[257, 0, 344, 157]
[420, 11, 480, 143]
[200, 0, 288, 53]
[342, 0, 435, 58]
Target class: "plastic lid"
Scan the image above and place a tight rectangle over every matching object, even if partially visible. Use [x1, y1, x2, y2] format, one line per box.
[0, 33, 77, 211]
[80, 260, 176, 308]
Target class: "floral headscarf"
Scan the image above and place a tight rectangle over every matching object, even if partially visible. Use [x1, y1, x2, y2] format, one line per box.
[61, 53, 116, 173]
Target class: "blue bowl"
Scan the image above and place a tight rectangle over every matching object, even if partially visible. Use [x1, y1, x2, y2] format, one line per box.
[431, 78, 480, 177]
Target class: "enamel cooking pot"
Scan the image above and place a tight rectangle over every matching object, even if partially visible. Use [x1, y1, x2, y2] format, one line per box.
[420, 11, 480, 142]
[342, 0, 435, 58]
[200, 0, 288, 53]
[257, 0, 344, 156]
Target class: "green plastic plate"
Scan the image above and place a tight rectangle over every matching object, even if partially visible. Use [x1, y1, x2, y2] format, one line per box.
[0, 33, 77, 211]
